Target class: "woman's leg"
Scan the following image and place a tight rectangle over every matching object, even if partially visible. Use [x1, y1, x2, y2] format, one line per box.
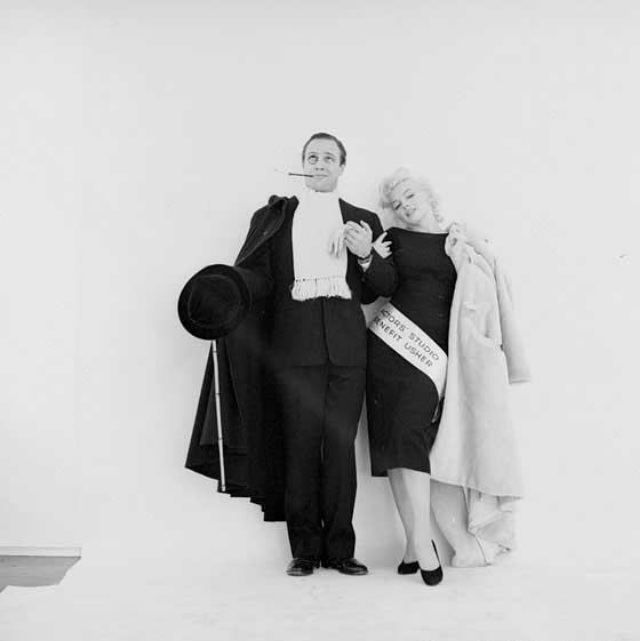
[430, 480, 486, 566]
[388, 469, 415, 562]
[389, 468, 439, 570]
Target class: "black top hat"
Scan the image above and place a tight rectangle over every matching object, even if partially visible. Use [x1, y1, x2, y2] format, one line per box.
[178, 264, 252, 340]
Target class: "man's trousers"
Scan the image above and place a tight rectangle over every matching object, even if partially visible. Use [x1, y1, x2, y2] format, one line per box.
[274, 363, 365, 562]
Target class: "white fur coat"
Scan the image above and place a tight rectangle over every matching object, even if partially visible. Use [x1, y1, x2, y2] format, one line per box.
[430, 225, 531, 558]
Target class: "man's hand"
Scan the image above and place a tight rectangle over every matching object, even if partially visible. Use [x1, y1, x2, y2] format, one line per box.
[344, 221, 373, 259]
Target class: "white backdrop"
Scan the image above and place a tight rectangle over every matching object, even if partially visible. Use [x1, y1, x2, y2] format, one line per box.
[0, 3, 81, 551]
[2, 0, 639, 568]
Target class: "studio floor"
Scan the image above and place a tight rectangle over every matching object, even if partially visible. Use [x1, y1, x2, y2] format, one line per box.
[0, 547, 638, 641]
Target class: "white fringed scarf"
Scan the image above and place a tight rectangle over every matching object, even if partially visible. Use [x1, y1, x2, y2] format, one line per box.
[290, 187, 351, 301]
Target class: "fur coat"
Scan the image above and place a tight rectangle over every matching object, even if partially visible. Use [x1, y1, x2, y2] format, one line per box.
[430, 224, 531, 558]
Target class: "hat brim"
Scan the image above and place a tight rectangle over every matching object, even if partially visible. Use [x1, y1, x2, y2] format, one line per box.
[178, 264, 251, 340]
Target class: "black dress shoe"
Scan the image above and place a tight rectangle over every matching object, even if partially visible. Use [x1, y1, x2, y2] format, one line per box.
[397, 560, 419, 575]
[286, 558, 317, 577]
[420, 541, 443, 586]
[323, 558, 368, 576]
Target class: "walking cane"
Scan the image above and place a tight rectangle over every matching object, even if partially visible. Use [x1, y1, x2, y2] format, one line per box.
[212, 340, 226, 492]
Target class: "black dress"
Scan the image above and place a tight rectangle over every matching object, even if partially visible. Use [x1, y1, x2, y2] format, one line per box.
[365, 227, 457, 476]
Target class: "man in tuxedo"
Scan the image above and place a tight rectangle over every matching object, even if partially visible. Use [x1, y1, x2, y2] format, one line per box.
[180, 132, 382, 576]
[245, 132, 383, 576]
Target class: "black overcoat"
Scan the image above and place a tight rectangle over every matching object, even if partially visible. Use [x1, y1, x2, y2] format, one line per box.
[184, 195, 381, 521]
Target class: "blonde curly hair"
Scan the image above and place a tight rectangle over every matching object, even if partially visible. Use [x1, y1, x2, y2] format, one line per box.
[379, 168, 442, 222]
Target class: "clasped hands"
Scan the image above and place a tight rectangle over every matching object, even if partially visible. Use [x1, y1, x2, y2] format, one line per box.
[331, 221, 391, 260]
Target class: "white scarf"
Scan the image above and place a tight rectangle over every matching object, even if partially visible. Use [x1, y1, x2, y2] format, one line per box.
[290, 188, 351, 301]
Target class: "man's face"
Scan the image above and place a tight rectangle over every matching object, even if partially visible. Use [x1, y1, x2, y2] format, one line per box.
[302, 139, 345, 192]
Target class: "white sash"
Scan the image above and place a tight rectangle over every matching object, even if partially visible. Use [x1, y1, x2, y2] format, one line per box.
[369, 302, 448, 397]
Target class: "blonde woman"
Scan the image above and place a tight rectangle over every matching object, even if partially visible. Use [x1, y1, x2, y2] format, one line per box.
[344, 168, 529, 584]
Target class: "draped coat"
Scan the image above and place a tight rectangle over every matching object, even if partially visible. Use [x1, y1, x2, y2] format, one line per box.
[183, 195, 382, 521]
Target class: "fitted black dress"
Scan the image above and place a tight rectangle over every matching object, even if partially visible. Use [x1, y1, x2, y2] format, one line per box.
[365, 227, 457, 476]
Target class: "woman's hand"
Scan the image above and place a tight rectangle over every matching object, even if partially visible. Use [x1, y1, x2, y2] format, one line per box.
[344, 221, 373, 259]
[449, 222, 487, 247]
[373, 232, 391, 259]
[448, 222, 495, 267]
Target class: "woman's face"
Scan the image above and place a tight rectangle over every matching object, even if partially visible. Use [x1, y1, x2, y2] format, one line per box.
[390, 179, 438, 230]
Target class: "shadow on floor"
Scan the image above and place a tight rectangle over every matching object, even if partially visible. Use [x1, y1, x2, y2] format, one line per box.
[0, 556, 80, 593]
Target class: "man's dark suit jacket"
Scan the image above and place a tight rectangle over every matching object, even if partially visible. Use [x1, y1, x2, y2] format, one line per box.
[243, 195, 383, 367]
[184, 195, 383, 520]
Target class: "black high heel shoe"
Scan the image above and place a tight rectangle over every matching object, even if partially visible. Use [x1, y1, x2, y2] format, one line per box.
[397, 560, 419, 575]
[419, 541, 443, 586]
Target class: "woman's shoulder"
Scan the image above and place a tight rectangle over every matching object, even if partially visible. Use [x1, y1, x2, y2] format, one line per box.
[385, 226, 446, 240]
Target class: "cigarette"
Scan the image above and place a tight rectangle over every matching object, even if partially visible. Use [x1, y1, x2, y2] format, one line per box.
[287, 172, 313, 177]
